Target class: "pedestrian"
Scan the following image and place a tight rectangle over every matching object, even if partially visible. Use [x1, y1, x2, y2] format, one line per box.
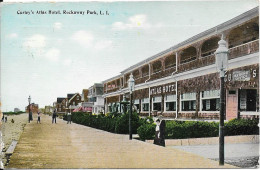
[29, 111, 33, 122]
[52, 110, 57, 124]
[153, 119, 161, 146]
[5, 116, 7, 123]
[159, 119, 166, 147]
[67, 111, 72, 124]
[37, 111, 41, 124]
[2, 114, 4, 122]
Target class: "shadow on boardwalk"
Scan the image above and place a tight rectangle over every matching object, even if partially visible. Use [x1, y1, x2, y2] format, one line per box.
[7, 114, 236, 169]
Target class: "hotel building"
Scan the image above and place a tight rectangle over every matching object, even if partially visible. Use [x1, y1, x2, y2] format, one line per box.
[102, 7, 259, 120]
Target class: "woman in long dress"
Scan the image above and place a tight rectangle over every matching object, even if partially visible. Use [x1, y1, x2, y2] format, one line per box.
[153, 119, 161, 145]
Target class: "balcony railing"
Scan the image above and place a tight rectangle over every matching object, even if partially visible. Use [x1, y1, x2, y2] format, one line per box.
[229, 39, 259, 60]
[106, 86, 120, 93]
[135, 75, 149, 85]
[178, 54, 215, 73]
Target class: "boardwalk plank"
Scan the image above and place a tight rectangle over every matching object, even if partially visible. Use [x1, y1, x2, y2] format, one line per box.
[7, 114, 236, 169]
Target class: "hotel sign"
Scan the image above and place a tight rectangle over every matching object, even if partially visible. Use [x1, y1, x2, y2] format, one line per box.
[150, 83, 176, 95]
[225, 69, 257, 82]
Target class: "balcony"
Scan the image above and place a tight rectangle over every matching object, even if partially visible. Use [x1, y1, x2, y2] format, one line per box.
[229, 39, 259, 60]
[150, 70, 164, 81]
[164, 66, 176, 77]
[106, 86, 120, 93]
[135, 75, 149, 85]
[178, 54, 215, 73]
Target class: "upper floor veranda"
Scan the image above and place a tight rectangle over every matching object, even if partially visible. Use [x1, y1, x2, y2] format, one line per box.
[103, 7, 259, 94]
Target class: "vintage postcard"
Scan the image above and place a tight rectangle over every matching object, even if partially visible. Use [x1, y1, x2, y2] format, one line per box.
[0, 0, 259, 169]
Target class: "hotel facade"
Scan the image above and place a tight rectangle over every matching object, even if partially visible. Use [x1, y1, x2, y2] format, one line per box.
[102, 7, 259, 120]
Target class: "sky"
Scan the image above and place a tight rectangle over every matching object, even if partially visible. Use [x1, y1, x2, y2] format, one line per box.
[0, 0, 258, 111]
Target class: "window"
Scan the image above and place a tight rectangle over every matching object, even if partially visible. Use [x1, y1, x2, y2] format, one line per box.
[111, 103, 118, 112]
[181, 93, 196, 111]
[108, 106, 112, 112]
[116, 103, 120, 113]
[142, 98, 149, 111]
[201, 90, 220, 111]
[77, 96, 80, 100]
[152, 96, 162, 111]
[239, 89, 257, 111]
[134, 99, 140, 111]
[73, 102, 75, 106]
[165, 94, 176, 111]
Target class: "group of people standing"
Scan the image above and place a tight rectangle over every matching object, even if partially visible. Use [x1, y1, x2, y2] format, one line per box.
[27, 111, 41, 123]
[27, 110, 72, 124]
[2, 114, 7, 122]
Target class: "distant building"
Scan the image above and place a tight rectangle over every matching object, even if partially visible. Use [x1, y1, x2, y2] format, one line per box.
[88, 83, 104, 114]
[56, 97, 66, 113]
[45, 106, 54, 114]
[26, 103, 39, 114]
[39, 108, 45, 113]
[82, 89, 89, 102]
[68, 93, 81, 112]
[14, 108, 20, 112]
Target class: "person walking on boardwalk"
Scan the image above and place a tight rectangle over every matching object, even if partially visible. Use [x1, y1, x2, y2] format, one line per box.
[29, 111, 33, 122]
[37, 111, 41, 124]
[159, 119, 166, 147]
[52, 110, 57, 124]
[153, 117, 166, 147]
[67, 111, 72, 124]
[153, 119, 161, 146]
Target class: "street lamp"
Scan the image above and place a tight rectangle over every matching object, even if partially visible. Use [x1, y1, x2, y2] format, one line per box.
[215, 34, 228, 165]
[128, 73, 135, 140]
[28, 95, 31, 123]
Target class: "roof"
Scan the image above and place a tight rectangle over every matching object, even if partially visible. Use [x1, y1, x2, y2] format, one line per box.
[94, 83, 103, 88]
[69, 93, 80, 103]
[57, 98, 65, 103]
[67, 93, 75, 100]
[102, 74, 122, 84]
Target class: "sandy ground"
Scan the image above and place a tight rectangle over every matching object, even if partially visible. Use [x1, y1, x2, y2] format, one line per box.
[0, 113, 28, 166]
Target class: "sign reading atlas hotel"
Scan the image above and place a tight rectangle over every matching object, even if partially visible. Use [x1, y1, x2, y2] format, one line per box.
[150, 83, 176, 95]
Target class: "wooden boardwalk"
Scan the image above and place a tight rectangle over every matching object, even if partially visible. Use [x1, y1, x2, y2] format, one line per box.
[7, 114, 236, 169]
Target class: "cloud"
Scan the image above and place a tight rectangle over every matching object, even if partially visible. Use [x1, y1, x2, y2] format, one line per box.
[45, 48, 60, 62]
[7, 33, 18, 38]
[23, 34, 46, 57]
[63, 59, 72, 66]
[53, 22, 62, 30]
[71, 30, 94, 47]
[94, 40, 113, 50]
[23, 34, 46, 49]
[112, 14, 151, 30]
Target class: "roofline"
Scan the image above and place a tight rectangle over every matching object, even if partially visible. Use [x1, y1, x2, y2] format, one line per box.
[120, 6, 259, 74]
[69, 93, 80, 103]
[102, 74, 122, 83]
[57, 97, 66, 103]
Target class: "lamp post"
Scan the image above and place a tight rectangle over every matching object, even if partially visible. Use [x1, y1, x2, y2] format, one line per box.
[28, 95, 31, 123]
[128, 73, 135, 140]
[215, 35, 228, 165]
